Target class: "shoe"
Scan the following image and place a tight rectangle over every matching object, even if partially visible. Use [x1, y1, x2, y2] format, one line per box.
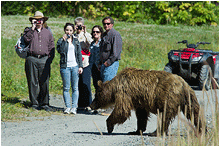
[64, 108, 71, 114]
[41, 105, 54, 112]
[85, 107, 92, 111]
[31, 105, 39, 110]
[93, 110, 99, 114]
[70, 108, 77, 115]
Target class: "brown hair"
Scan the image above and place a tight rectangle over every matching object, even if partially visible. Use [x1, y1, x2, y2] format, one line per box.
[91, 25, 104, 39]
[63, 23, 74, 31]
[102, 16, 114, 25]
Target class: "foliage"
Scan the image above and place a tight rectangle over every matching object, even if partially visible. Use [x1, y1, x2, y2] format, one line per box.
[1, 1, 219, 26]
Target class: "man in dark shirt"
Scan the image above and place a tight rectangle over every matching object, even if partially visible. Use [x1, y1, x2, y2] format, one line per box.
[23, 11, 55, 111]
[99, 16, 123, 82]
[97, 16, 123, 116]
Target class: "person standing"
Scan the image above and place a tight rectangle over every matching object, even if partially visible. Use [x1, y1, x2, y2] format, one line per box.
[89, 25, 103, 94]
[74, 17, 93, 111]
[23, 11, 55, 111]
[99, 16, 123, 82]
[57, 23, 83, 114]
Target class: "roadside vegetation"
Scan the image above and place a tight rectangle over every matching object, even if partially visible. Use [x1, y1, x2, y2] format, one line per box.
[1, 1, 219, 26]
[1, 15, 219, 145]
[155, 88, 219, 146]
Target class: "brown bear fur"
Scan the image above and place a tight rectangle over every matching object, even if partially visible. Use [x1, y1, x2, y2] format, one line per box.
[90, 67, 203, 135]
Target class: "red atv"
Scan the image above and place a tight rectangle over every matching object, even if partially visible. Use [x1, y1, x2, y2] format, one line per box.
[164, 40, 219, 90]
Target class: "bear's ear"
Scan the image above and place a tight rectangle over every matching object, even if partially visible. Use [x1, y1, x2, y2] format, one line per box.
[97, 80, 103, 87]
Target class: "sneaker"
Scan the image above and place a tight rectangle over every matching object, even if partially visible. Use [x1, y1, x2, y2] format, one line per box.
[70, 108, 77, 115]
[64, 108, 71, 114]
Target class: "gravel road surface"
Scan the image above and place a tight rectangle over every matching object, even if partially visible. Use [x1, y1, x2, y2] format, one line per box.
[1, 89, 218, 146]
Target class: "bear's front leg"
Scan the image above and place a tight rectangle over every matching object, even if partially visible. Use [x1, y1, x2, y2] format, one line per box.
[106, 118, 114, 133]
[106, 107, 130, 133]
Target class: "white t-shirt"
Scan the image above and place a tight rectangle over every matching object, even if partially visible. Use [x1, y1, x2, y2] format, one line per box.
[67, 43, 78, 67]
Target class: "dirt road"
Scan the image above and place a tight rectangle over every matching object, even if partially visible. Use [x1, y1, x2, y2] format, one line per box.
[1, 89, 218, 146]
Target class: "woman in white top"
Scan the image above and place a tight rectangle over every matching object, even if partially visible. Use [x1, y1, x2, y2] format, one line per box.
[56, 23, 83, 114]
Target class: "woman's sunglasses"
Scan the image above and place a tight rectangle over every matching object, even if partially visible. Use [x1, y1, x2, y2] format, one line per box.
[92, 31, 100, 33]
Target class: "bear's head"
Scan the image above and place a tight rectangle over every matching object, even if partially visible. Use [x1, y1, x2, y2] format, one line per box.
[90, 80, 114, 110]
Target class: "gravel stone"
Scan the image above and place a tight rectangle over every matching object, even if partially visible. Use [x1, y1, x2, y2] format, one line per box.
[1, 89, 218, 146]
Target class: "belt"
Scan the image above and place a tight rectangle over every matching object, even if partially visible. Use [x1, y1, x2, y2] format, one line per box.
[28, 53, 47, 59]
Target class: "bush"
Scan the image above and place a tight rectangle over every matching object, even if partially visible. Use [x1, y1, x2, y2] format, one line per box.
[1, 1, 219, 26]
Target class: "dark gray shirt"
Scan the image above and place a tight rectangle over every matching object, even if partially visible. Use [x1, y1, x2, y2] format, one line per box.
[100, 28, 122, 66]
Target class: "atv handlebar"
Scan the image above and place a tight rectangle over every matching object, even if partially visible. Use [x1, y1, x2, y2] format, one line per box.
[178, 40, 187, 44]
[198, 42, 211, 45]
[177, 40, 211, 48]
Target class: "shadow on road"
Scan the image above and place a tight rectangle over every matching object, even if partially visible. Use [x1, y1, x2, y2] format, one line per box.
[71, 131, 184, 137]
[71, 131, 128, 136]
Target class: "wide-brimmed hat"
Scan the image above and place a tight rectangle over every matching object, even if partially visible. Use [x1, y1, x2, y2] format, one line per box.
[29, 11, 48, 22]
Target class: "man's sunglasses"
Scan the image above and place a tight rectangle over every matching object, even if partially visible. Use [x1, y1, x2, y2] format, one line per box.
[92, 31, 100, 33]
[103, 23, 111, 25]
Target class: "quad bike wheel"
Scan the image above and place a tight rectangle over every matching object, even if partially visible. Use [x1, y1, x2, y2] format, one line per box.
[198, 64, 211, 90]
[164, 63, 172, 73]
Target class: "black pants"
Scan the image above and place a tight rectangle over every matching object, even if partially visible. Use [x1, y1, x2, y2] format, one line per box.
[78, 63, 101, 108]
[91, 63, 101, 94]
[78, 65, 92, 108]
[25, 56, 51, 106]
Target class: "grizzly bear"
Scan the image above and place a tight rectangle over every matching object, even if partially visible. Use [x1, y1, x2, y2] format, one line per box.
[90, 67, 204, 135]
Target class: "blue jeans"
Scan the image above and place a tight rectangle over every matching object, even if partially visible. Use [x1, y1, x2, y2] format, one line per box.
[60, 66, 79, 108]
[101, 61, 119, 82]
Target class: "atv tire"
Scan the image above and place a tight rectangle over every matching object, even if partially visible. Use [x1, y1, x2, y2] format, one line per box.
[198, 64, 212, 90]
[214, 55, 219, 88]
[164, 63, 172, 73]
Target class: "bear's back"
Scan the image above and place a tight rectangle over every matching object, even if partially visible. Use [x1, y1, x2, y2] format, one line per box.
[115, 67, 188, 103]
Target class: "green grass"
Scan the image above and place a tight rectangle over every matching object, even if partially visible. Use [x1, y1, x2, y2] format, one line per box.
[1, 15, 219, 122]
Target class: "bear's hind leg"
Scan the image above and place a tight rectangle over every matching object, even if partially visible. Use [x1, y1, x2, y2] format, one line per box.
[128, 108, 149, 135]
[149, 111, 176, 136]
[182, 104, 204, 133]
[161, 113, 173, 136]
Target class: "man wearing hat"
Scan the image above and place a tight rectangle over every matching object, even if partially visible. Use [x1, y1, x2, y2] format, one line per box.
[23, 11, 55, 111]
